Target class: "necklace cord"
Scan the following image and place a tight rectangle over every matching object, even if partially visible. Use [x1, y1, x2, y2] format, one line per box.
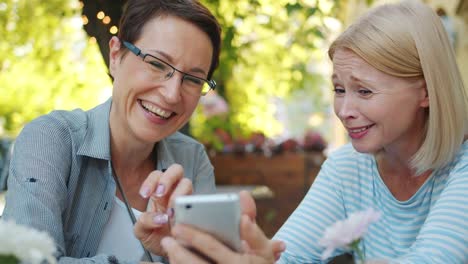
[112, 169, 154, 262]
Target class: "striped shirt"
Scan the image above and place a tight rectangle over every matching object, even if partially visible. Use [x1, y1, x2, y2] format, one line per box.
[274, 142, 468, 264]
[3, 98, 216, 264]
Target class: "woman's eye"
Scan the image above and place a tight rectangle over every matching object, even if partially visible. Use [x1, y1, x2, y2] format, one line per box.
[333, 87, 345, 95]
[358, 89, 373, 96]
[184, 75, 204, 86]
[150, 62, 165, 70]
[148, 60, 167, 71]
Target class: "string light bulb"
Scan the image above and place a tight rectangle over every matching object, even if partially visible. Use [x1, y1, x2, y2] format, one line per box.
[82, 15, 89, 25]
[97, 11, 105, 20]
[102, 16, 111, 24]
[110, 26, 118, 34]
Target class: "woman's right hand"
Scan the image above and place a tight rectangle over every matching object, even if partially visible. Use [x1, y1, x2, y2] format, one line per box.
[161, 191, 286, 263]
[134, 164, 193, 256]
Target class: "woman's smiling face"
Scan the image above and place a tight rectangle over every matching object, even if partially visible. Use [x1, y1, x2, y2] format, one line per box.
[109, 15, 213, 144]
[332, 49, 429, 154]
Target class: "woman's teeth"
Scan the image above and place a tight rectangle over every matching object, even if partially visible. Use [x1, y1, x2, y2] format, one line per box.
[350, 126, 371, 133]
[140, 101, 172, 119]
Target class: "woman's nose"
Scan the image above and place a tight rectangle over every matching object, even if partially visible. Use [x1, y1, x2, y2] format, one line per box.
[336, 95, 358, 120]
[160, 73, 183, 103]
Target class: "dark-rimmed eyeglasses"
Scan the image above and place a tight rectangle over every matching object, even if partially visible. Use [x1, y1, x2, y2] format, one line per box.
[123, 41, 216, 96]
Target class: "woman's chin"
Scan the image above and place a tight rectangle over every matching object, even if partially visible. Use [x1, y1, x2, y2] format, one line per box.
[351, 142, 380, 154]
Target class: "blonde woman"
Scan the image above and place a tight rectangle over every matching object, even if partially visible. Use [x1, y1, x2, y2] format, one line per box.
[162, 0, 468, 263]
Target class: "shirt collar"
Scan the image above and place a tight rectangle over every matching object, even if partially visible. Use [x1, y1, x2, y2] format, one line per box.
[77, 98, 112, 160]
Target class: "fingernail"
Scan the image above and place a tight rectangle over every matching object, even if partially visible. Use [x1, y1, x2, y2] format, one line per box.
[279, 241, 286, 251]
[155, 184, 165, 197]
[139, 186, 151, 198]
[167, 207, 174, 218]
[153, 213, 169, 225]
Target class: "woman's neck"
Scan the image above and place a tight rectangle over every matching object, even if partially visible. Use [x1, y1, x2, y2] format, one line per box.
[110, 137, 156, 211]
[376, 152, 431, 201]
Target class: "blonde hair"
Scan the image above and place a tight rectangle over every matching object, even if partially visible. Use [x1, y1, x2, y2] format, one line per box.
[328, 0, 468, 174]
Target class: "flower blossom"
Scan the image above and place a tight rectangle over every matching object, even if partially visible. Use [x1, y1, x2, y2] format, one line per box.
[199, 92, 229, 118]
[319, 208, 381, 260]
[0, 220, 56, 264]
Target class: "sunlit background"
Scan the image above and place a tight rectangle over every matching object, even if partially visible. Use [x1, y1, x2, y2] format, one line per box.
[0, 0, 466, 150]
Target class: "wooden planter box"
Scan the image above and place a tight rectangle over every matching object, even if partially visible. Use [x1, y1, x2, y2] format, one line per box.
[210, 151, 325, 237]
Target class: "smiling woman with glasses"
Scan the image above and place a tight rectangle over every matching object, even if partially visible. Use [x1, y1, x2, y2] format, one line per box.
[2, 0, 231, 263]
[123, 41, 216, 96]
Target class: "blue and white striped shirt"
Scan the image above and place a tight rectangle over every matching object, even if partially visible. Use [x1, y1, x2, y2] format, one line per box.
[3, 99, 216, 264]
[274, 142, 468, 263]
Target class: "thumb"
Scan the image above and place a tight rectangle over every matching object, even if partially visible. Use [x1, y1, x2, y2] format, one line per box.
[239, 215, 269, 253]
[239, 190, 256, 221]
[239, 215, 285, 261]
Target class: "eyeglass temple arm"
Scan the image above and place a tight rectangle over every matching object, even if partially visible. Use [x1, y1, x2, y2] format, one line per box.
[123, 41, 144, 58]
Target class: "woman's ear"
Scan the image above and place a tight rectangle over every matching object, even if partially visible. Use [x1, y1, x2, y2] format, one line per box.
[418, 79, 429, 108]
[109, 36, 122, 78]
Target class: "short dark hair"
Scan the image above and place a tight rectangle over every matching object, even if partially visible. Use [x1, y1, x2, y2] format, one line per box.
[118, 0, 221, 79]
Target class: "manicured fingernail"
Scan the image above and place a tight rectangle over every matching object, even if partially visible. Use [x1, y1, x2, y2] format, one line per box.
[153, 213, 169, 225]
[167, 207, 174, 218]
[139, 186, 151, 198]
[155, 184, 165, 197]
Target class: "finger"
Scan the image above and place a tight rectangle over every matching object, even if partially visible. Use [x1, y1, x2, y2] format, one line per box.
[134, 211, 169, 241]
[139, 170, 164, 199]
[239, 190, 256, 221]
[161, 236, 208, 264]
[167, 177, 193, 209]
[171, 224, 241, 263]
[139, 170, 167, 213]
[153, 164, 184, 198]
[239, 215, 278, 261]
[271, 239, 286, 260]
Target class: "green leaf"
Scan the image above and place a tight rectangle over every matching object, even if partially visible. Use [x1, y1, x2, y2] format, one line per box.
[0, 254, 20, 264]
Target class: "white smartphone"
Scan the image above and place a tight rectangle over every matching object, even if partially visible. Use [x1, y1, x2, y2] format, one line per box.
[174, 193, 242, 252]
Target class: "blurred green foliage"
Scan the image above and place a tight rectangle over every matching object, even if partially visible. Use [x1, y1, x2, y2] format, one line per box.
[0, 0, 345, 141]
[0, 0, 111, 136]
[191, 0, 340, 142]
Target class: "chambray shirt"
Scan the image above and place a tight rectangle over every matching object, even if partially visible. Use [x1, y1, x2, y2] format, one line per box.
[3, 99, 215, 264]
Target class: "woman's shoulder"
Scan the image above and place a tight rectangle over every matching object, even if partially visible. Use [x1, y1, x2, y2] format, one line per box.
[23, 100, 109, 136]
[20, 109, 83, 139]
[448, 140, 468, 171]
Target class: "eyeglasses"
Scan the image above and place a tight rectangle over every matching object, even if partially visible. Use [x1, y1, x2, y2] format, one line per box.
[123, 41, 216, 96]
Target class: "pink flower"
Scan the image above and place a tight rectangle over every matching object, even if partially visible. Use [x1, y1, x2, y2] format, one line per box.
[200, 92, 229, 118]
[319, 208, 381, 260]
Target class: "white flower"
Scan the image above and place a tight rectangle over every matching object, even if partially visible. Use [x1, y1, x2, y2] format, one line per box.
[0, 220, 56, 264]
[319, 208, 381, 260]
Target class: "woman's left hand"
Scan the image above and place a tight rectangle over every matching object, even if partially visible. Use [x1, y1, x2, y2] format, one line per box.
[134, 163, 193, 256]
[161, 213, 285, 264]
